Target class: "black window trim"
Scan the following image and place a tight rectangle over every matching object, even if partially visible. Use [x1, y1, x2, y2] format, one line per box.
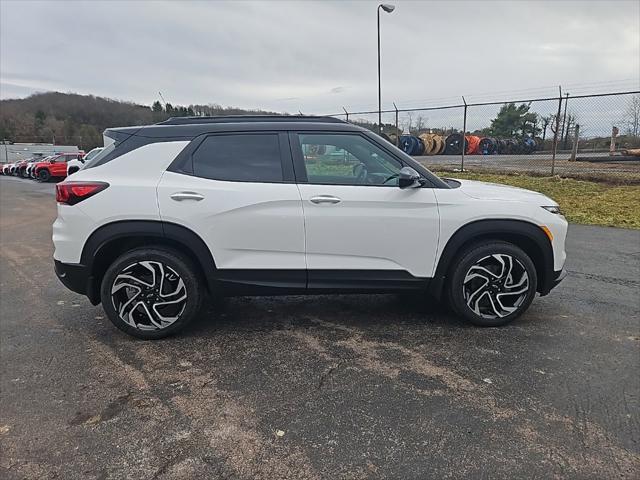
[289, 130, 414, 188]
[168, 131, 295, 184]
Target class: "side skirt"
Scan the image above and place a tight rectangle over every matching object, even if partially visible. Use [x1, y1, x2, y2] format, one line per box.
[215, 269, 431, 296]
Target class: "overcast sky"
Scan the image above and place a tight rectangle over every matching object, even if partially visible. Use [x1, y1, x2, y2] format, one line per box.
[1, 0, 638, 115]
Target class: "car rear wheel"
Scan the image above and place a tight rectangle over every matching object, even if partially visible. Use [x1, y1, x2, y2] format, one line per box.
[100, 247, 203, 339]
[38, 169, 51, 182]
[447, 242, 537, 327]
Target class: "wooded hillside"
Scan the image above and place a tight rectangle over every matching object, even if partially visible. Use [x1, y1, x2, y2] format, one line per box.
[0, 92, 278, 150]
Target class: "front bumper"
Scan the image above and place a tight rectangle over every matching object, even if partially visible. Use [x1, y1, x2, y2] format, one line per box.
[54, 260, 100, 305]
[539, 268, 567, 296]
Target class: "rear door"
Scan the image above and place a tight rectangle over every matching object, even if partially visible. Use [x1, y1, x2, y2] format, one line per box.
[291, 131, 440, 281]
[157, 132, 306, 277]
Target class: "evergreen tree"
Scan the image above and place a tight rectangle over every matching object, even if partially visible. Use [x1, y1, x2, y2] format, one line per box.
[489, 103, 540, 138]
[151, 101, 163, 113]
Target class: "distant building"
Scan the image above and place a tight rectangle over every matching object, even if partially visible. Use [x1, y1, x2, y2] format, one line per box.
[0, 143, 81, 163]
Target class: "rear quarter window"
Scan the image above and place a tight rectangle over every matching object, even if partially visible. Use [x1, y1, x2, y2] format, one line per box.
[192, 133, 283, 182]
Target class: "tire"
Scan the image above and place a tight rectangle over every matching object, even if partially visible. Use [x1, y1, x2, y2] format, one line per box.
[20, 168, 28, 178]
[100, 247, 203, 339]
[38, 169, 51, 182]
[447, 241, 537, 327]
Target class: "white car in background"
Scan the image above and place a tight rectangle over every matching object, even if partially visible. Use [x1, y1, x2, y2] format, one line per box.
[67, 147, 103, 176]
[2, 162, 14, 175]
[27, 156, 52, 178]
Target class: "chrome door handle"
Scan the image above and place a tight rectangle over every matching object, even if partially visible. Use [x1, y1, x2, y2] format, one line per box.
[170, 192, 204, 201]
[310, 195, 341, 205]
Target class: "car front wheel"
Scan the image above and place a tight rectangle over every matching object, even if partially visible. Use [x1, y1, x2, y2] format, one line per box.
[38, 169, 51, 182]
[447, 242, 538, 327]
[100, 247, 203, 339]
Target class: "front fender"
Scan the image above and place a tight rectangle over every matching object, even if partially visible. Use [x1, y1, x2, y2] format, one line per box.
[430, 219, 554, 300]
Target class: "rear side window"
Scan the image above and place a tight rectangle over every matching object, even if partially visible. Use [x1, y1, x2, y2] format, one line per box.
[192, 134, 283, 182]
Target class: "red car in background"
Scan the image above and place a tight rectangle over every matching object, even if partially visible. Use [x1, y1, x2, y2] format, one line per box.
[34, 152, 84, 181]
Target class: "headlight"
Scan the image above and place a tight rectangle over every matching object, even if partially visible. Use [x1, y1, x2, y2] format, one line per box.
[542, 205, 563, 215]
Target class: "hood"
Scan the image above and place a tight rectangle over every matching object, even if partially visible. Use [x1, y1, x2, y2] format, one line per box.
[454, 179, 556, 205]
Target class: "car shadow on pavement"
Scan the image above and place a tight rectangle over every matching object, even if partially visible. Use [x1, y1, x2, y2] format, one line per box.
[181, 293, 469, 338]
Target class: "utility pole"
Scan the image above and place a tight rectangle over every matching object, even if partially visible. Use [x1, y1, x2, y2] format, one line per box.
[559, 92, 569, 151]
[551, 86, 563, 176]
[610, 126, 619, 156]
[570, 124, 580, 161]
[393, 102, 399, 146]
[461, 96, 467, 171]
[158, 91, 168, 108]
[377, 4, 395, 134]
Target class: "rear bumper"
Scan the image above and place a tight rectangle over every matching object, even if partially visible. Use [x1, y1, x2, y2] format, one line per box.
[54, 260, 100, 305]
[539, 268, 567, 296]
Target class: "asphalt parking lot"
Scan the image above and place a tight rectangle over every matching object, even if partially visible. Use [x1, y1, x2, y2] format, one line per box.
[1, 175, 639, 479]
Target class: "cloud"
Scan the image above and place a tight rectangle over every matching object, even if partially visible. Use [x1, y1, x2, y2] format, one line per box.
[0, 0, 638, 115]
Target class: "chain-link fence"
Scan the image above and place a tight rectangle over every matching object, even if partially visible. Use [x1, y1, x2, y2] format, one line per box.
[330, 91, 640, 183]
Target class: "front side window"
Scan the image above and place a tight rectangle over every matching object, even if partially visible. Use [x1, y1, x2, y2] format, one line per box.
[297, 133, 402, 186]
[192, 133, 283, 182]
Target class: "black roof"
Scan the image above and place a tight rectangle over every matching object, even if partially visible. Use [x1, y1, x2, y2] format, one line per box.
[108, 116, 361, 139]
[157, 115, 346, 126]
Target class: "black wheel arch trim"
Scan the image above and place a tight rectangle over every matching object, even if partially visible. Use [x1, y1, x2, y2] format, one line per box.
[80, 220, 218, 298]
[429, 219, 555, 300]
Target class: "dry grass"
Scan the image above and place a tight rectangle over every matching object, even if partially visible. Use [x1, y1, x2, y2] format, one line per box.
[437, 171, 640, 229]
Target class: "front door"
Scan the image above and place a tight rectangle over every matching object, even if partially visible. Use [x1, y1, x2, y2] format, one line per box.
[291, 132, 440, 283]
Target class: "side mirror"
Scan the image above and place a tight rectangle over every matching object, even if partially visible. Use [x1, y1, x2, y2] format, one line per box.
[398, 167, 423, 189]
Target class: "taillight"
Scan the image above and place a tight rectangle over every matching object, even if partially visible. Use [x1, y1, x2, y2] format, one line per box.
[56, 182, 109, 205]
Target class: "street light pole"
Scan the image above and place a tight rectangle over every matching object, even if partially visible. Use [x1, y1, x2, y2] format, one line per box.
[377, 4, 395, 134]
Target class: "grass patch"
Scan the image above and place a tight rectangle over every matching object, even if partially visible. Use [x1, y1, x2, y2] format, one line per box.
[436, 171, 640, 229]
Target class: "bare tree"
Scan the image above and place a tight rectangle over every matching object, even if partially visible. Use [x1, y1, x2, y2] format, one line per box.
[540, 115, 551, 142]
[623, 94, 640, 137]
[563, 113, 576, 149]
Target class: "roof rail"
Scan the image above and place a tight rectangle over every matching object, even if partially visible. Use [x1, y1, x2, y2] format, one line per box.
[156, 115, 346, 126]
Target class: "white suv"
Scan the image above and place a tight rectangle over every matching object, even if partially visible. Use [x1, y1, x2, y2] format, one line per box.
[67, 147, 104, 176]
[53, 116, 567, 339]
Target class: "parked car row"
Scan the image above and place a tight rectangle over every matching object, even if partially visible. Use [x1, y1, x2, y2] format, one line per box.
[0, 147, 103, 181]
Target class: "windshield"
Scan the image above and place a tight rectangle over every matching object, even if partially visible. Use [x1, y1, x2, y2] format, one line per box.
[83, 148, 103, 162]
